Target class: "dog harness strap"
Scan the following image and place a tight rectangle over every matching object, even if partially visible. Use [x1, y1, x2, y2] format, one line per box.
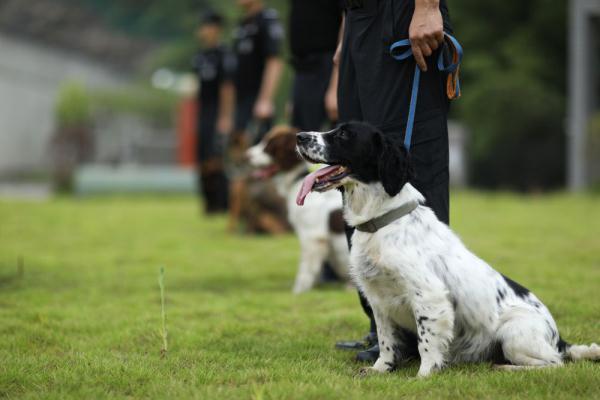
[355, 200, 419, 233]
[389, 33, 463, 151]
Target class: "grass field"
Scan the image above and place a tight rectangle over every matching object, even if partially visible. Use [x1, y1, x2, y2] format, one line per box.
[1, 192, 599, 399]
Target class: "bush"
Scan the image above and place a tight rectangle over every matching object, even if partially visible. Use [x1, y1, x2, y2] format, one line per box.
[460, 72, 565, 191]
[55, 82, 92, 128]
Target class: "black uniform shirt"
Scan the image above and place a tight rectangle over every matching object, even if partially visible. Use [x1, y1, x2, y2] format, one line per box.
[289, 0, 343, 59]
[233, 8, 284, 98]
[192, 45, 235, 106]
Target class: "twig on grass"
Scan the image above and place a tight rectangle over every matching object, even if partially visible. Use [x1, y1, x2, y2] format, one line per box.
[158, 267, 168, 357]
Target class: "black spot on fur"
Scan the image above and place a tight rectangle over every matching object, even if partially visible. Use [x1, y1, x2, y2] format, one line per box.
[502, 274, 530, 298]
[417, 316, 429, 325]
[385, 361, 396, 371]
[557, 338, 569, 353]
[328, 209, 345, 234]
[386, 346, 390, 351]
[497, 289, 505, 300]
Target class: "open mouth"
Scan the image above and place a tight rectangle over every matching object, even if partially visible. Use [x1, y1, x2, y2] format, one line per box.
[296, 165, 350, 206]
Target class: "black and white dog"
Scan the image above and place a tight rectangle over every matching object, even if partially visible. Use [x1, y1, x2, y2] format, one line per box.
[296, 122, 599, 377]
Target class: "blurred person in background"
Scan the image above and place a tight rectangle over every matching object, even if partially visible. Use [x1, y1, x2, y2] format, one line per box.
[228, 0, 285, 231]
[334, 0, 455, 362]
[289, 0, 343, 131]
[192, 11, 235, 214]
[232, 0, 284, 145]
[288, 0, 344, 283]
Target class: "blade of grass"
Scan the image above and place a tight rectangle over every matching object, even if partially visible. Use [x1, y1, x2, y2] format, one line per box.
[158, 266, 168, 356]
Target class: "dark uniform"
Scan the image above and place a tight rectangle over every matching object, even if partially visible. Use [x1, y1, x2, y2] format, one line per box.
[338, 0, 454, 360]
[233, 8, 284, 144]
[289, 0, 343, 130]
[192, 44, 236, 212]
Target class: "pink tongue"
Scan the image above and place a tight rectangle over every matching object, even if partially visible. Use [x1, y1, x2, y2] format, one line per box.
[296, 165, 340, 206]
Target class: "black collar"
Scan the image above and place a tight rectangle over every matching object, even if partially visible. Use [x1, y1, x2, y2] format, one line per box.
[355, 200, 419, 233]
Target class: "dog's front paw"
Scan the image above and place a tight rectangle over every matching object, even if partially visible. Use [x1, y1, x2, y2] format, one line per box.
[417, 362, 443, 378]
[356, 366, 385, 378]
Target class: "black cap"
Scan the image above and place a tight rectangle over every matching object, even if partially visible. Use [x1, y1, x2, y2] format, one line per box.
[200, 10, 224, 26]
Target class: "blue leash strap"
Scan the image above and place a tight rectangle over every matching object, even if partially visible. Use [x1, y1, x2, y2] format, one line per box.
[389, 33, 463, 151]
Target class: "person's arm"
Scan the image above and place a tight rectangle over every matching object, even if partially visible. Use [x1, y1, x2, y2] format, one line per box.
[326, 15, 344, 122]
[333, 15, 345, 66]
[409, 0, 444, 72]
[253, 56, 284, 120]
[217, 81, 235, 135]
[324, 63, 339, 122]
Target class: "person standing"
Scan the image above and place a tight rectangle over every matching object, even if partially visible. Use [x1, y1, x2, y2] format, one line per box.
[334, 0, 455, 362]
[289, 0, 343, 131]
[232, 0, 284, 145]
[192, 11, 235, 214]
[228, 0, 285, 230]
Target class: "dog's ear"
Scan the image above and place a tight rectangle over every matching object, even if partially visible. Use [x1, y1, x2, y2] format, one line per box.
[375, 132, 413, 197]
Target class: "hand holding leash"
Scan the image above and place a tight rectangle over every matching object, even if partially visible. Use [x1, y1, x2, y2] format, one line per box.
[409, 0, 444, 72]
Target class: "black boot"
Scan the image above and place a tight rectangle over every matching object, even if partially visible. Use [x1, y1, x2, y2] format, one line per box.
[335, 332, 377, 350]
[356, 344, 380, 363]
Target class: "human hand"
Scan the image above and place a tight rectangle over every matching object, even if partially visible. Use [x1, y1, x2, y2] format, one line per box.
[253, 98, 274, 120]
[409, 4, 444, 72]
[216, 116, 232, 136]
[325, 86, 338, 122]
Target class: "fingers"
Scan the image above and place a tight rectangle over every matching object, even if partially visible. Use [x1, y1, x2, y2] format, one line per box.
[412, 45, 427, 72]
[411, 31, 443, 71]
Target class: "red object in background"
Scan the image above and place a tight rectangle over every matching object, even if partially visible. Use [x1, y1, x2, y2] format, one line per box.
[177, 98, 198, 167]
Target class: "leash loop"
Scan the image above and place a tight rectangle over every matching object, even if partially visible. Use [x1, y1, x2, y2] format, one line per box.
[389, 33, 463, 151]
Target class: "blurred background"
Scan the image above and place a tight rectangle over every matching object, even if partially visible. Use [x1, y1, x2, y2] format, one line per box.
[0, 0, 598, 198]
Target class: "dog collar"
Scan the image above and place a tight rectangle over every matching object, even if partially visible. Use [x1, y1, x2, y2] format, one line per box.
[355, 200, 419, 233]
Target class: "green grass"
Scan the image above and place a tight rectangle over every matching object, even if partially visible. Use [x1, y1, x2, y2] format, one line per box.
[0, 192, 599, 399]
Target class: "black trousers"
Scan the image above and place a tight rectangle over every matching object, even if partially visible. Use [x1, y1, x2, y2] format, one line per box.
[339, 0, 452, 335]
[197, 103, 228, 212]
[291, 52, 335, 131]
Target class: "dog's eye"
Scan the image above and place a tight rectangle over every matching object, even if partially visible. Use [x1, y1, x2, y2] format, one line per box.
[338, 129, 350, 141]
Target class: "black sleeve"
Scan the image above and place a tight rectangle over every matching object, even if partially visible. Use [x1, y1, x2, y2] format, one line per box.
[261, 9, 284, 58]
[221, 48, 237, 82]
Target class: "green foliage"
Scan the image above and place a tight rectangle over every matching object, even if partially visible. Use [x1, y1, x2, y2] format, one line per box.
[90, 86, 179, 126]
[452, 0, 568, 189]
[0, 193, 599, 398]
[55, 82, 92, 127]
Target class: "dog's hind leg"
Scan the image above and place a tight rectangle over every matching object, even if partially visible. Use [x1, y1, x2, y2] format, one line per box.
[496, 308, 563, 368]
[293, 238, 328, 294]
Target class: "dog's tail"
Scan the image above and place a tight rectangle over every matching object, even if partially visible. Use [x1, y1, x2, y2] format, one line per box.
[560, 338, 600, 361]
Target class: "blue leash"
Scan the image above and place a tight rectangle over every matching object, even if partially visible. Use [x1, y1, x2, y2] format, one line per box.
[389, 33, 463, 150]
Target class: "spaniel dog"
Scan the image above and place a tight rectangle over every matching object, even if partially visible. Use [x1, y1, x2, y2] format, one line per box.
[296, 122, 599, 377]
[247, 126, 350, 293]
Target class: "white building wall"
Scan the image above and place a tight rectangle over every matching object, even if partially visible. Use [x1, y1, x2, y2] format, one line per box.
[0, 34, 126, 176]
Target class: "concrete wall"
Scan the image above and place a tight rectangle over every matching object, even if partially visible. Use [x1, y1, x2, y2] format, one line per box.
[0, 34, 126, 176]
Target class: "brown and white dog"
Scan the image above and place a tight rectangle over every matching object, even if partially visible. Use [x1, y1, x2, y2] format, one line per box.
[247, 126, 350, 293]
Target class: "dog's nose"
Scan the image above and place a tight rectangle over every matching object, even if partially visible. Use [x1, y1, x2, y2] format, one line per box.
[297, 132, 310, 144]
